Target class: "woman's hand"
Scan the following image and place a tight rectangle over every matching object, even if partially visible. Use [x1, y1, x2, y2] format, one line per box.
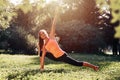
[40, 65, 44, 71]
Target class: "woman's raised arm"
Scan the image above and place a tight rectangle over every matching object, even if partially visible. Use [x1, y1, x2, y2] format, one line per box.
[49, 8, 59, 38]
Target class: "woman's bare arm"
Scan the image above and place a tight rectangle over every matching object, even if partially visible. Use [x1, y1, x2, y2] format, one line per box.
[37, 43, 40, 56]
[40, 46, 46, 70]
[49, 8, 59, 38]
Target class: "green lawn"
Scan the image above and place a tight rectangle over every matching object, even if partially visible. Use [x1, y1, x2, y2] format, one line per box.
[0, 53, 120, 80]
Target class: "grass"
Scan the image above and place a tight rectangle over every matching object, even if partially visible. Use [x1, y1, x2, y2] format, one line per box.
[0, 53, 120, 80]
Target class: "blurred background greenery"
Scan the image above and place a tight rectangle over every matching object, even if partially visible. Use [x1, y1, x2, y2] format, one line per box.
[0, 0, 120, 55]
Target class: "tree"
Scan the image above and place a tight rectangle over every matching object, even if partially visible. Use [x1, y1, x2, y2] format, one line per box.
[97, 0, 120, 38]
[0, 0, 16, 29]
[0, 0, 110, 54]
[97, 0, 120, 55]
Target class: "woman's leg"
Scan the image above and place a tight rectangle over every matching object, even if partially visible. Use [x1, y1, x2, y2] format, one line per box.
[40, 52, 99, 71]
[83, 62, 99, 71]
[40, 51, 59, 61]
[57, 53, 99, 71]
[57, 53, 83, 66]
[46, 52, 59, 61]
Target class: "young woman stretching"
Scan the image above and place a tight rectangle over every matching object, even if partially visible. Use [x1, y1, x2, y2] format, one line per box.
[37, 10, 99, 71]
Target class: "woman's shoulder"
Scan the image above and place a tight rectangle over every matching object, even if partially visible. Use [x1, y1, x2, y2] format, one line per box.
[48, 37, 56, 41]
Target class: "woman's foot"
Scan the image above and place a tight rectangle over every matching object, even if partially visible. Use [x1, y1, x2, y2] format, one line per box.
[83, 62, 99, 71]
[93, 66, 99, 71]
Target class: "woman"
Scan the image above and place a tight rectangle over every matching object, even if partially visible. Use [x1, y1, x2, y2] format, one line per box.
[37, 9, 99, 71]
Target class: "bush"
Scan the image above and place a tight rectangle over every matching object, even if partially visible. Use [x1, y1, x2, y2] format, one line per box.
[0, 26, 36, 54]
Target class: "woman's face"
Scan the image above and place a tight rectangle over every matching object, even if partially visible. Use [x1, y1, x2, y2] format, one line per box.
[39, 31, 48, 39]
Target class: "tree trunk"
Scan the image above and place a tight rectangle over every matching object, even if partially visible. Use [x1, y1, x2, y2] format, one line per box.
[112, 39, 119, 55]
[118, 39, 120, 56]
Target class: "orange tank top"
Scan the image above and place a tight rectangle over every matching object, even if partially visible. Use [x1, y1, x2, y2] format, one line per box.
[45, 38, 65, 58]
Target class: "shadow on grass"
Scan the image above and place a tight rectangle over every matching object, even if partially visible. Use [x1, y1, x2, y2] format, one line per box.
[105, 76, 120, 80]
[30, 56, 64, 65]
[7, 69, 40, 79]
[41, 68, 68, 73]
[7, 68, 68, 79]
[114, 77, 120, 80]
[7, 69, 69, 80]
[98, 54, 120, 61]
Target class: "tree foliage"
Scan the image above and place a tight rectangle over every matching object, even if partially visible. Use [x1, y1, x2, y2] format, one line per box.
[0, 0, 111, 54]
[0, 0, 16, 29]
[97, 0, 120, 38]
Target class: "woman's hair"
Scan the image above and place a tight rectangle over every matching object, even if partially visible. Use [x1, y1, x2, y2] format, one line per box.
[38, 31, 44, 51]
[38, 35, 43, 51]
[38, 29, 48, 50]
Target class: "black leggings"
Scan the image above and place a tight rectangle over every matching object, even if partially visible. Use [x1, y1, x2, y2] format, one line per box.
[40, 51, 83, 66]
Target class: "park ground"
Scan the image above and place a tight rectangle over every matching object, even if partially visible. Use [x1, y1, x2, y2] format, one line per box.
[0, 53, 120, 80]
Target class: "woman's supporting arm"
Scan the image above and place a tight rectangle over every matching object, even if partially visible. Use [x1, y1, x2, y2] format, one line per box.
[37, 43, 40, 56]
[40, 46, 46, 70]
